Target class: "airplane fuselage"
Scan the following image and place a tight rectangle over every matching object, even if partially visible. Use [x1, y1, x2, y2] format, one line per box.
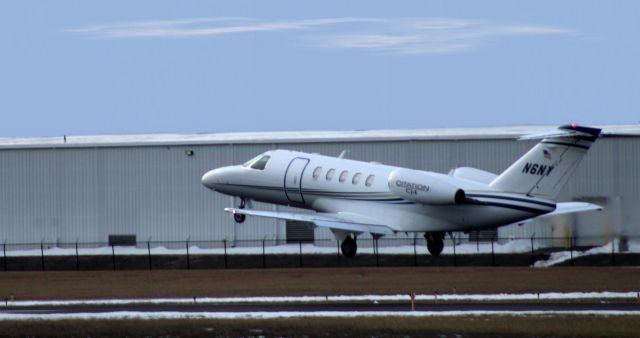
[202, 149, 556, 233]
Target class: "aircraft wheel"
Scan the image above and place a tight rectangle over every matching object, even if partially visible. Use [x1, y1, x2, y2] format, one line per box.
[340, 236, 357, 258]
[425, 232, 444, 256]
[233, 213, 246, 223]
[233, 198, 246, 223]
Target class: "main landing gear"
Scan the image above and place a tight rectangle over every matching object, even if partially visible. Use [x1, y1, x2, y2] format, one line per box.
[340, 235, 357, 258]
[233, 198, 246, 223]
[425, 232, 444, 256]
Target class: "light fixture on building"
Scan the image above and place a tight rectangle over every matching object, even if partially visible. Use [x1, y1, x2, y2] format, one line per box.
[185, 150, 194, 156]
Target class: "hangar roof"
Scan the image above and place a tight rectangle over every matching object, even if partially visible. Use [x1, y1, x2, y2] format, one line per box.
[0, 124, 638, 149]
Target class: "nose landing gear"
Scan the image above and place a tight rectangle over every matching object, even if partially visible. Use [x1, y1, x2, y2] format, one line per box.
[425, 232, 444, 256]
[233, 198, 246, 223]
[340, 235, 357, 258]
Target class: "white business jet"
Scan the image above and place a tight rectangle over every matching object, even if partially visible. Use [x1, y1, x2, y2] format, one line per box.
[202, 124, 602, 257]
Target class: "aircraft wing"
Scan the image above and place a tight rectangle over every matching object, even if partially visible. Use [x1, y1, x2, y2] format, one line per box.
[224, 208, 395, 235]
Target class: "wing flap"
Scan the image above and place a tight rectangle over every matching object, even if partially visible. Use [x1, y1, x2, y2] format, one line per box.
[224, 208, 395, 235]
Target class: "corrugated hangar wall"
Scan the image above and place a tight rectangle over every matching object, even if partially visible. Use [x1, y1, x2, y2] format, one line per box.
[0, 136, 638, 244]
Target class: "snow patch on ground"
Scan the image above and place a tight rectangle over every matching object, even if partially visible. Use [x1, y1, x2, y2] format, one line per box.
[1, 310, 639, 321]
[534, 239, 639, 267]
[4, 244, 341, 257]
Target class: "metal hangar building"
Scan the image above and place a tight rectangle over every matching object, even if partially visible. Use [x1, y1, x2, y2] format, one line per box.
[0, 125, 638, 246]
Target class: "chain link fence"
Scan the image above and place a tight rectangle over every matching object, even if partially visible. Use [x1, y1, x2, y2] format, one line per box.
[1, 236, 638, 271]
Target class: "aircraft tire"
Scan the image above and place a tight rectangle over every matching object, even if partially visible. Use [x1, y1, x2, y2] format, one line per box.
[233, 213, 246, 223]
[233, 198, 247, 223]
[340, 236, 357, 258]
[425, 232, 444, 256]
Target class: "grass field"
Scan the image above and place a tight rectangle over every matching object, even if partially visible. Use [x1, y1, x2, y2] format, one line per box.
[2, 267, 639, 337]
[1, 267, 639, 300]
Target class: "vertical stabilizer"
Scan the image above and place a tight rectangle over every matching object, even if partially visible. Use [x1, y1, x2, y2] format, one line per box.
[490, 124, 601, 199]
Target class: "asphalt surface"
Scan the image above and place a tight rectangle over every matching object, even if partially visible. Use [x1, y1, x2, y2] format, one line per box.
[2, 302, 640, 314]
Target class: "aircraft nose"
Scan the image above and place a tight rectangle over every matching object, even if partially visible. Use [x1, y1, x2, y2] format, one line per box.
[201, 168, 224, 190]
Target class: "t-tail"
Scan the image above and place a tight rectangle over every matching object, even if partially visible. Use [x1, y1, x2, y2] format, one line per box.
[490, 124, 602, 199]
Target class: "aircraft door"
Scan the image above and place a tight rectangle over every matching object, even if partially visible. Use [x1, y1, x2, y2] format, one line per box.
[284, 157, 309, 204]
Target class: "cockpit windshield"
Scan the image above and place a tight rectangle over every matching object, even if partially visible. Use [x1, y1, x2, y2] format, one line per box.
[243, 154, 271, 170]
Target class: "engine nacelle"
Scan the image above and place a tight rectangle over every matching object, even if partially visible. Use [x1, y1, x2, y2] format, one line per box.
[388, 168, 466, 205]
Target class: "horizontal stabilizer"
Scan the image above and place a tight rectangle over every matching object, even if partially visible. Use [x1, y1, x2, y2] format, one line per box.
[515, 202, 602, 225]
[224, 208, 395, 235]
[537, 201, 603, 218]
[519, 124, 602, 141]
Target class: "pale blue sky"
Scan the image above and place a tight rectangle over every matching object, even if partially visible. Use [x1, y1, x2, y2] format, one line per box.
[1, 1, 638, 137]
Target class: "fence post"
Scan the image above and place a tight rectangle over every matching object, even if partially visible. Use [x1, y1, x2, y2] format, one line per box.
[491, 237, 495, 267]
[186, 239, 190, 270]
[570, 237, 574, 266]
[3, 241, 6, 272]
[111, 245, 116, 270]
[75, 240, 79, 271]
[413, 236, 417, 267]
[223, 239, 228, 269]
[262, 239, 266, 269]
[530, 235, 535, 267]
[147, 240, 152, 271]
[611, 238, 616, 266]
[40, 240, 45, 271]
[452, 235, 457, 267]
[374, 237, 379, 267]
[298, 241, 302, 268]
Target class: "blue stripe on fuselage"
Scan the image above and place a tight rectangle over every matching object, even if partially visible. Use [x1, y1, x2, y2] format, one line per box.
[217, 183, 553, 213]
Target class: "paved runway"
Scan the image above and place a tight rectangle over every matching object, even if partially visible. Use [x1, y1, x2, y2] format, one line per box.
[3, 301, 639, 314]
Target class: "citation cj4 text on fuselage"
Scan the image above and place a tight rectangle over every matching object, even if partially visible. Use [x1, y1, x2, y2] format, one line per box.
[202, 124, 603, 257]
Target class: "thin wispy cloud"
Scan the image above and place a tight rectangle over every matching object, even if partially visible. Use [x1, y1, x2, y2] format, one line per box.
[315, 18, 573, 55]
[68, 17, 382, 39]
[68, 17, 574, 55]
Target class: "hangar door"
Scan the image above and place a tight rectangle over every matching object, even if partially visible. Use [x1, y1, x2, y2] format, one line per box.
[286, 221, 315, 243]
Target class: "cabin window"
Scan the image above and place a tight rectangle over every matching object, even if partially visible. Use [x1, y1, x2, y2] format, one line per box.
[365, 175, 375, 187]
[352, 173, 362, 185]
[339, 170, 349, 183]
[326, 169, 335, 181]
[312, 166, 322, 180]
[250, 155, 270, 170]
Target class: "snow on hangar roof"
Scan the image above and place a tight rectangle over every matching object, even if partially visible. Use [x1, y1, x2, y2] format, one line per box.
[0, 124, 638, 150]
